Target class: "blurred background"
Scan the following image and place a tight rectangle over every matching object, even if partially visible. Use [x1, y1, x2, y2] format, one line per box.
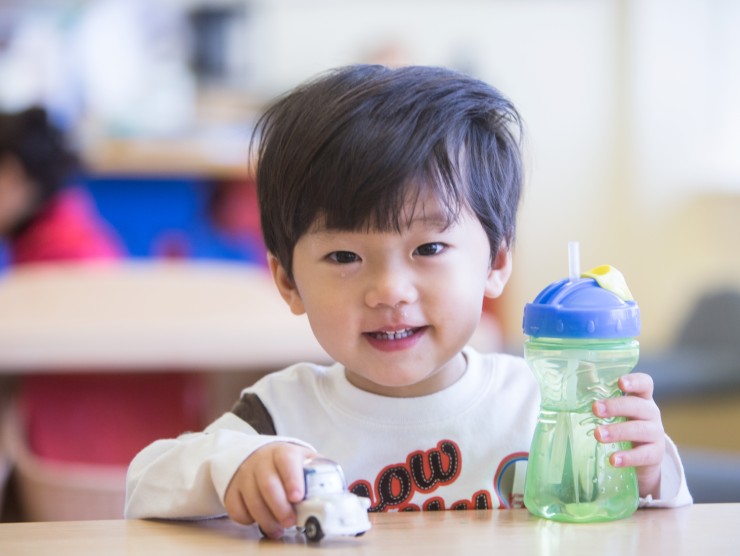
[0, 0, 738, 516]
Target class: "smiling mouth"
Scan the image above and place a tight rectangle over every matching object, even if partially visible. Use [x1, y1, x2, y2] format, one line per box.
[366, 327, 421, 341]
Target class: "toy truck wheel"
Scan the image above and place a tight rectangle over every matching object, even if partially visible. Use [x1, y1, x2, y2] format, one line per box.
[304, 517, 324, 542]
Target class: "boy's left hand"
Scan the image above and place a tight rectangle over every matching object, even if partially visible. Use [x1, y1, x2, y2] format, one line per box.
[593, 372, 664, 499]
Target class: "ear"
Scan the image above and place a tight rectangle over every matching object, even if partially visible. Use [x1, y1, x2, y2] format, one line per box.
[484, 243, 512, 299]
[268, 253, 306, 315]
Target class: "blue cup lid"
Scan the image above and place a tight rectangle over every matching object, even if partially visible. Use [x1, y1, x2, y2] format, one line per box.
[523, 268, 640, 339]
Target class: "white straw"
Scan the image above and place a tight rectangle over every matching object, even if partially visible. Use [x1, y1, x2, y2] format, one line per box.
[568, 241, 580, 281]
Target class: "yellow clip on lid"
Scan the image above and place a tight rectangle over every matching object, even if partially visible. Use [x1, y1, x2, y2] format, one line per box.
[581, 265, 634, 301]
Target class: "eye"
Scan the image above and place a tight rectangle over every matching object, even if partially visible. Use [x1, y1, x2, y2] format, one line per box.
[414, 242, 446, 256]
[327, 251, 361, 264]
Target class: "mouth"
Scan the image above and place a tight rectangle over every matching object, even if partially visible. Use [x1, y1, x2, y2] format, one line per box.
[363, 325, 427, 352]
[365, 327, 420, 341]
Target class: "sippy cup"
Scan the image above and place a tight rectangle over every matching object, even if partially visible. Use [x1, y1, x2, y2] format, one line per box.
[522, 242, 640, 523]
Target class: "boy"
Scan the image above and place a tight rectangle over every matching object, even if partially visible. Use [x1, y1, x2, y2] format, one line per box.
[125, 65, 691, 538]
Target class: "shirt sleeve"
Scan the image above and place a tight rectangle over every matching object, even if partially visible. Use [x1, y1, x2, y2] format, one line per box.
[638, 434, 693, 508]
[124, 412, 314, 520]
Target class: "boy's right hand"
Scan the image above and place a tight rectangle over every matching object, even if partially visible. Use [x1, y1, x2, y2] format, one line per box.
[224, 442, 316, 539]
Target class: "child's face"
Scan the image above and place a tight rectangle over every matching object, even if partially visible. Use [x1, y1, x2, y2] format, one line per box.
[0, 155, 35, 236]
[270, 191, 511, 397]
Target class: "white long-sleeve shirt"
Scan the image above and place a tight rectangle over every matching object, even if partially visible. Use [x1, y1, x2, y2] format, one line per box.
[125, 347, 692, 518]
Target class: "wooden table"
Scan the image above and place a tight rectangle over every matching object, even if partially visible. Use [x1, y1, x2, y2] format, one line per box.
[0, 505, 737, 555]
[0, 261, 329, 372]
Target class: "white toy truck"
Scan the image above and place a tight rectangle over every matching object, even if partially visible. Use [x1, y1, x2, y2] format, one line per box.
[295, 457, 371, 542]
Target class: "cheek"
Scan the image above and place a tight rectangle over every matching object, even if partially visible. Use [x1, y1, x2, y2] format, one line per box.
[302, 299, 358, 361]
[423, 272, 487, 324]
[442, 258, 492, 299]
[301, 286, 351, 334]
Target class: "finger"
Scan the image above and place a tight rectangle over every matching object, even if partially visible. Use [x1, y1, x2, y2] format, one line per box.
[608, 442, 664, 469]
[254, 458, 297, 530]
[274, 447, 313, 504]
[618, 373, 654, 399]
[224, 486, 254, 526]
[235, 459, 286, 539]
[593, 395, 660, 422]
[245, 483, 285, 540]
[595, 419, 665, 445]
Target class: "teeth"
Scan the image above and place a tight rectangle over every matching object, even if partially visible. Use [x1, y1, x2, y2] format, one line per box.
[373, 328, 414, 340]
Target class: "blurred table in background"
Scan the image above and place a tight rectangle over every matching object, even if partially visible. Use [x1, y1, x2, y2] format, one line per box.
[0, 261, 328, 373]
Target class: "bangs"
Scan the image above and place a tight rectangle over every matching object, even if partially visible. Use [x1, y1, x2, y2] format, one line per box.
[317, 153, 467, 235]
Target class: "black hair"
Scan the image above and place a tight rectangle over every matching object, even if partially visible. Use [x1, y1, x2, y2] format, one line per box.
[0, 107, 80, 233]
[253, 64, 523, 280]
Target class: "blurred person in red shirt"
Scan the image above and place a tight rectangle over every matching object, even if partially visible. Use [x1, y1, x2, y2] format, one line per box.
[0, 107, 123, 264]
[0, 107, 205, 476]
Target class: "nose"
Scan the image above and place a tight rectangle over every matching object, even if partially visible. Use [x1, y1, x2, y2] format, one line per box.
[364, 263, 418, 309]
